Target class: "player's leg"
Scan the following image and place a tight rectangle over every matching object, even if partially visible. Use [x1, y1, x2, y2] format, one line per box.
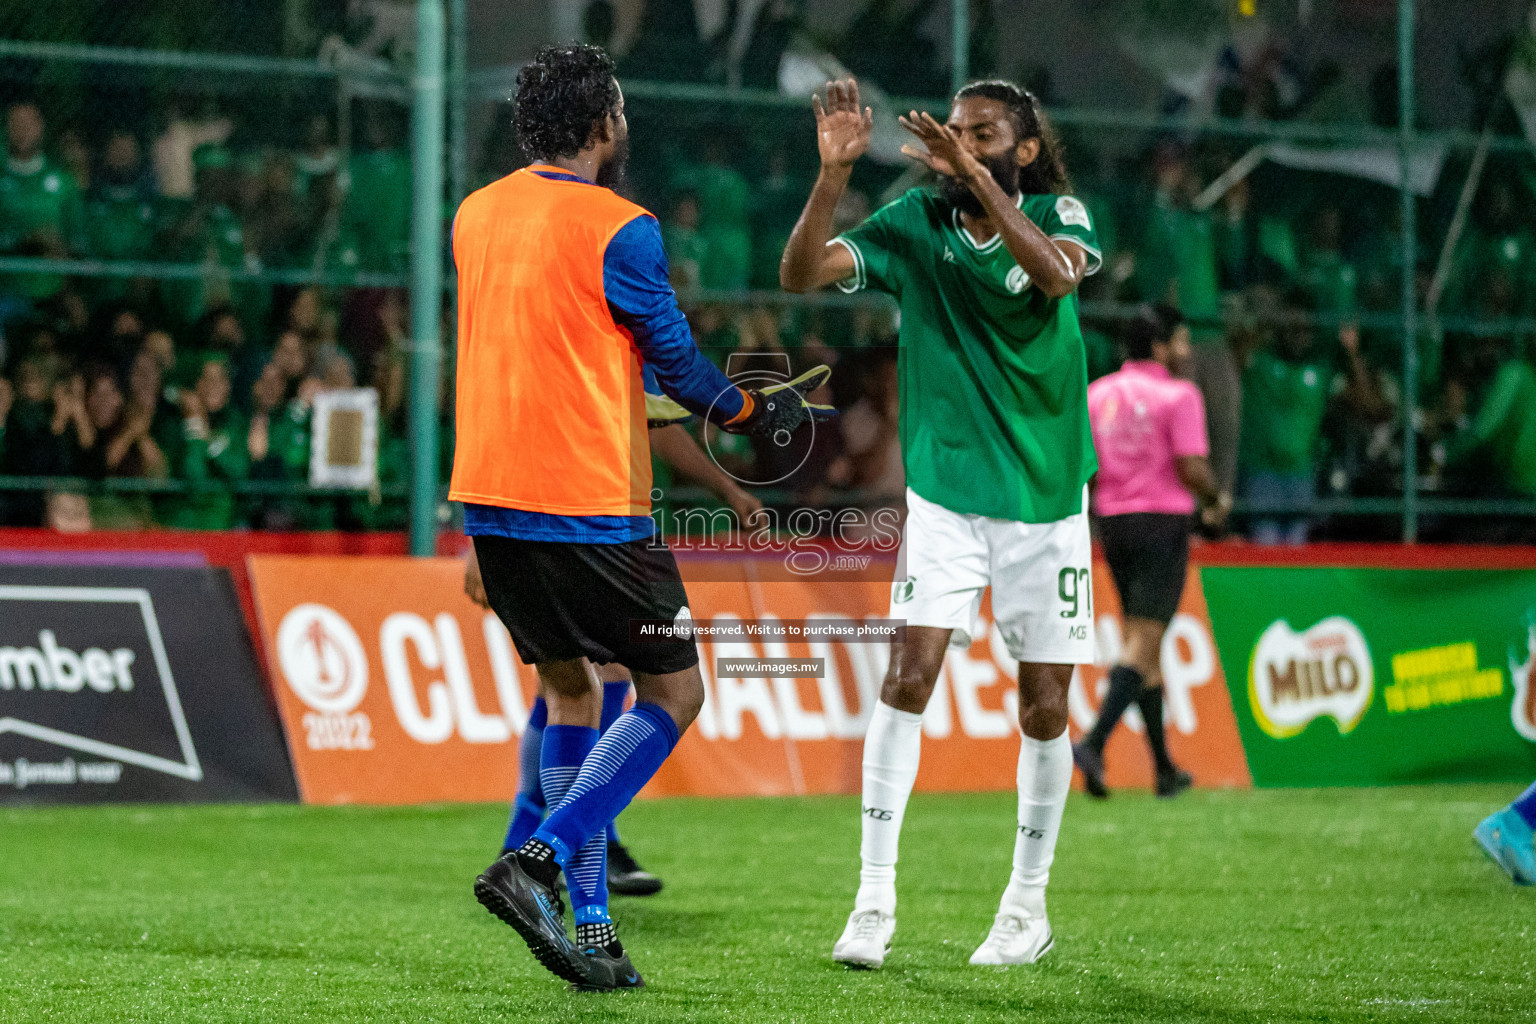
[969, 660, 1073, 966]
[531, 663, 703, 865]
[1074, 614, 1158, 798]
[594, 662, 664, 896]
[526, 660, 612, 949]
[475, 655, 607, 987]
[1134, 657, 1192, 798]
[834, 488, 989, 969]
[469, 535, 673, 989]
[972, 495, 1094, 967]
[495, 536, 701, 988]
[1128, 515, 1193, 796]
[1475, 779, 1536, 885]
[1076, 513, 1192, 799]
[1073, 512, 1143, 797]
[502, 684, 549, 853]
[833, 626, 953, 968]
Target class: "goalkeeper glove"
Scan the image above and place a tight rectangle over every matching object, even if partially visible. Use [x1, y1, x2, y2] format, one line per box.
[646, 390, 694, 429]
[720, 364, 837, 440]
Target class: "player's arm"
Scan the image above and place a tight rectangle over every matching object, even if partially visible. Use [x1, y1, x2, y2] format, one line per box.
[898, 111, 1087, 299]
[649, 423, 764, 523]
[1176, 456, 1221, 508]
[604, 215, 750, 425]
[1447, 361, 1522, 466]
[1335, 324, 1391, 422]
[780, 78, 873, 294]
[1167, 385, 1227, 526]
[608, 216, 834, 438]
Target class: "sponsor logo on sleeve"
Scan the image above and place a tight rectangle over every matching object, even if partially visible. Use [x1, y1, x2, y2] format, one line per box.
[1054, 195, 1091, 229]
[1248, 617, 1374, 738]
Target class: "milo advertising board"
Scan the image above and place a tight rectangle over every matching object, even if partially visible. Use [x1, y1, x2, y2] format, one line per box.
[1202, 567, 1536, 787]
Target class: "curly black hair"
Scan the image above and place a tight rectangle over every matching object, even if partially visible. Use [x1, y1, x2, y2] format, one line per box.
[954, 79, 1071, 195]
[514, 43, 621, 163]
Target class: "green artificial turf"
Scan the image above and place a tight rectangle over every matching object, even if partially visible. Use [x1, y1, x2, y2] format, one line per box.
[0, 786, 1531, 1022]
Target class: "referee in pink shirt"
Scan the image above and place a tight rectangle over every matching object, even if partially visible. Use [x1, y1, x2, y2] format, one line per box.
[1074, 305, 1228, 799]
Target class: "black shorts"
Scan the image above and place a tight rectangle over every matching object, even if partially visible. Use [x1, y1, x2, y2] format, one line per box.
[472, 534, 700, 676]
[1095, 512, 1191, 625]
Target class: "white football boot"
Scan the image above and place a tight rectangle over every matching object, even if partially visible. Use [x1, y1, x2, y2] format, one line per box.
[969, 910, 1054, 966]
[832, 909, 896, 968]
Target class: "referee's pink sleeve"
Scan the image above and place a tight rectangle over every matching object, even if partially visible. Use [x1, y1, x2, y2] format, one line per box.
[1168, 385, 1210, 458]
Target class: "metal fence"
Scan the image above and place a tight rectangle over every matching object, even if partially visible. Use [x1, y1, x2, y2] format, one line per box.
[3, 1, 1535, 550]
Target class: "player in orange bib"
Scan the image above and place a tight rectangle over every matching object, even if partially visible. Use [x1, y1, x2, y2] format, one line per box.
[453, 44, 829, 992]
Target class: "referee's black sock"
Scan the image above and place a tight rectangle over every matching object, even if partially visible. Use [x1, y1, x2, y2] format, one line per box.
[1085, 665, 1143, 754]
[1135, 684, 1177, 775]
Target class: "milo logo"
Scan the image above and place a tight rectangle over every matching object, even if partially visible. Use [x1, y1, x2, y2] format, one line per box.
[1248, 616, 1374, 738]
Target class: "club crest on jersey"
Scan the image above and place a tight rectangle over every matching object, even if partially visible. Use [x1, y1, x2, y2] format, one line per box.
[1248, 616, 1373, 739]
[1006, 265, 1030, 294]
[893, 577, 915, 604]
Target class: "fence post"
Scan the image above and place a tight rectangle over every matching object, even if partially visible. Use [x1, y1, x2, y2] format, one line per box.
[448, 0, 468, 211]
[951, 0, 969, 95]
[410, 0, 446, 557]
[1398, 0, 1419, 543]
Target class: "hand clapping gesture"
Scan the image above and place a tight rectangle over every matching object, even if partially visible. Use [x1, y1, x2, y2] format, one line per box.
[897, 110, 986, 184]
[813, 78, 873, 171]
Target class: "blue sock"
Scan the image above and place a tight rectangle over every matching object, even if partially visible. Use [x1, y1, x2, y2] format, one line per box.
[535, 703, 680, 870]
[502, 697, 548, 853]
[1512, 780, 1536, 829]
[600, 679, 630, 847]
[538, 724, 610, 926]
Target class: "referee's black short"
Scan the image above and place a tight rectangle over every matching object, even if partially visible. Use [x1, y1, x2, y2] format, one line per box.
[472, 534, 700, 676]
[1095, 512, 1191, 625]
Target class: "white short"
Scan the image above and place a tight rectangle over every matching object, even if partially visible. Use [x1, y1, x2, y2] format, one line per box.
[890, 486, 1095, 665]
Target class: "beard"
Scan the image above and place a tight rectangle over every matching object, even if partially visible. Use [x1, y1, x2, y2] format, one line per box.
[596, 134, 630, 189]
[938, 151, 1022, 217]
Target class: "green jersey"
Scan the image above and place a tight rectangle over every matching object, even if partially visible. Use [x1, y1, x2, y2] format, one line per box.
[84, 185, 157, 261]
[1141, 197, 1219, 323]
[342, 148, 411, 272]
[0, 155, 83, 299]
[834, 188, 1101, 523]
[1238, 350, 1332, 476]
[163, 408, 251, 530]
[1449, 360, 1536, 497]
[0, 155, 82, 250]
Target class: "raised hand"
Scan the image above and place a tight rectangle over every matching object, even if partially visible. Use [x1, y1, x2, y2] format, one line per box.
[178, 390, 206, 421]
[898, 110, 985, 182]
[813, 78, 873, 170]
[1339, 322, 1361, 358]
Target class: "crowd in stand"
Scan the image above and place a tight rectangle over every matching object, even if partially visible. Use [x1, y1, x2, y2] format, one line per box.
[3, 3, 1536, 541]
[0, 95, 434, 531]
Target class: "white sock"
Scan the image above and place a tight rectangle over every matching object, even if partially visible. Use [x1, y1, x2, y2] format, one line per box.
[998, 729, 1072, 918]
[853, 701, 923, 915]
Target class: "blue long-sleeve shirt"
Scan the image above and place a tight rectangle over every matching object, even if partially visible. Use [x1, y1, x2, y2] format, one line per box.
[464, 168, 742, 544]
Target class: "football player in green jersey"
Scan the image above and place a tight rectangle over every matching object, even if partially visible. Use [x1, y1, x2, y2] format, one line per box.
[1, 101, 84, 301]
[782, 78, 1100, 969]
